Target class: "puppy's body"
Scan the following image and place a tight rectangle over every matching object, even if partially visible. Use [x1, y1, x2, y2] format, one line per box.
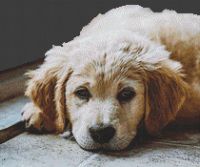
[22, 5, 200, 150]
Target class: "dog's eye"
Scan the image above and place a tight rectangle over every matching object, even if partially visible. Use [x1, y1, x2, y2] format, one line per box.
[117, 87, 135, 103]
[75, 87, 91, 100]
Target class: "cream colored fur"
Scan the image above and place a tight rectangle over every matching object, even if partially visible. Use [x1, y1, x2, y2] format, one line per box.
[22, 5, 200, 150]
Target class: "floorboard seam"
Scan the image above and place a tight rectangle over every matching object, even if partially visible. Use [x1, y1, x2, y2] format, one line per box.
[77, 153, 100, 167]
[152, 141, 200, 149]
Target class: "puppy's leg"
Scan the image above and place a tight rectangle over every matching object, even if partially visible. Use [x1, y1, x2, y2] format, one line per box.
[21, 102, 55, 132]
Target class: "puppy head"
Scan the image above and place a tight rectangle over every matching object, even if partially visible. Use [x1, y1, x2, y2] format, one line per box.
[66, 54, 145, 150]
[27, 32, 187, 150]
[63, 32, 187, 150]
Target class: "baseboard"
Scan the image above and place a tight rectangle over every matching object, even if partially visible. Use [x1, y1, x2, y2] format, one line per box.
[0, 60, 43, 102]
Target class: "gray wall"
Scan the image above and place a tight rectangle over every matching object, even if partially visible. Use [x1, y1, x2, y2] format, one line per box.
[0, 0, 199, 71]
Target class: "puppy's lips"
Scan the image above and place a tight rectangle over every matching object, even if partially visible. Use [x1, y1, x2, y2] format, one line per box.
[71, 126, 136, 151]
[75, 138, 131, 152]
[77, 142, 131, 152]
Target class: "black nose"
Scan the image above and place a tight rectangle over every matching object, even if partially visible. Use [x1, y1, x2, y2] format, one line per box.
[89, 124, 116, 144]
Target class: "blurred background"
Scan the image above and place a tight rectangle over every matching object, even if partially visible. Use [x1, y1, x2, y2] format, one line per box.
[0, 0, 199, 71]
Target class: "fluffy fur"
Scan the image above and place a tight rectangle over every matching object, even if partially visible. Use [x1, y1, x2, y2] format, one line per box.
[22, 5, 200, 150]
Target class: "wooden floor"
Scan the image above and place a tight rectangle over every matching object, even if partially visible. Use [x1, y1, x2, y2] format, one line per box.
[0, 96, 200, 167]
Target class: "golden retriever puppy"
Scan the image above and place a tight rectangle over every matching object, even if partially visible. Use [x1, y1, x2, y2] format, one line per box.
[22, 5, 200, 150]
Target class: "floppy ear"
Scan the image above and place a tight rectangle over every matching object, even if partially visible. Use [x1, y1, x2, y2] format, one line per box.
[120, 40, 189, 135]
[25, 47, 73, 133]
[144, 66, 188, 135]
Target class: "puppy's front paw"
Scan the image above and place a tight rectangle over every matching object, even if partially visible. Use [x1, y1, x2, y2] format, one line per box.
[21, 103, 44, 132]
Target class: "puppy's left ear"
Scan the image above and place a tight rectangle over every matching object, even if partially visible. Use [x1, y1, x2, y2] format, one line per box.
[25, 45, 73, 133]
[144, 66, 188, 135]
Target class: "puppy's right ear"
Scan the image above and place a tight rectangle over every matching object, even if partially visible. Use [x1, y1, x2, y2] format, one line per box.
[144, 66, 188, 135]
[25, 47, 72, 133]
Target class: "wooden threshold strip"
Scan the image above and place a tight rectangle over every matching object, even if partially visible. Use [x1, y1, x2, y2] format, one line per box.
[0, 59, 43, 102]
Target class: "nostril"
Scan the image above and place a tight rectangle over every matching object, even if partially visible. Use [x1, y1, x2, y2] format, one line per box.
[89, 124, 116, 144]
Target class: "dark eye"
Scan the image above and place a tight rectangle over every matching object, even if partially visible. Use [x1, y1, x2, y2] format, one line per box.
[117, 87, 135, 103]
[75, 87, 91, 100]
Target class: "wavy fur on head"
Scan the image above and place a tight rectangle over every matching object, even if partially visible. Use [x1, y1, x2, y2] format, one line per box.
[22, 5, 200, 150]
